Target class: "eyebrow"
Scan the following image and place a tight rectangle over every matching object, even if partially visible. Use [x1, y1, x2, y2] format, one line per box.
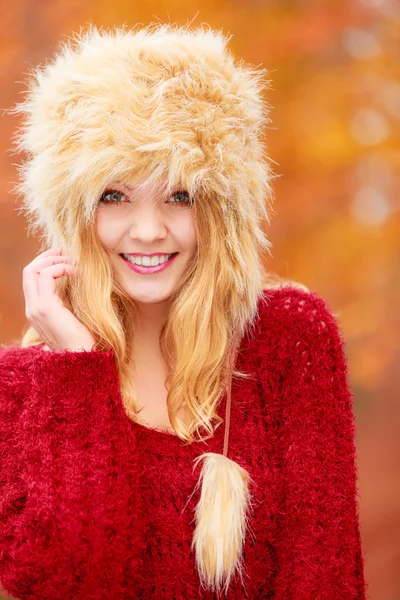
[114, 183, 136, 191]
[114, 182, 164, 193]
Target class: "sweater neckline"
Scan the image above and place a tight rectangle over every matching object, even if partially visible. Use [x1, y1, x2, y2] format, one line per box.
[122, 394, 227, 455]
[130, 417, 179, 437]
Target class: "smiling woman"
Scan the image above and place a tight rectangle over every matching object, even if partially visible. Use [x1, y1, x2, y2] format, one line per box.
[0, 21, 366, 600]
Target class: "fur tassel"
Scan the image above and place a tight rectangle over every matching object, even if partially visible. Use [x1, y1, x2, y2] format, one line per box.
[191, 452, 252, 595]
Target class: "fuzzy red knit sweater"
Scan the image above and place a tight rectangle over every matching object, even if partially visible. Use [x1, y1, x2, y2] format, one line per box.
[0, 287, 367, 600]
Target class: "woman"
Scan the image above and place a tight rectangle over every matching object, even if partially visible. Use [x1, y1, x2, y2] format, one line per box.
[0, 23, 366, 599]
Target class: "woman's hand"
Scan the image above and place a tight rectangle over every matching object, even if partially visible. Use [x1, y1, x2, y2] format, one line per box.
[23, 246, 96, 352]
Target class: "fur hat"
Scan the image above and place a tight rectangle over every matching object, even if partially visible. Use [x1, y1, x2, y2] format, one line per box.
[10, 23, 275, 595]
[11, 23, 274, 253]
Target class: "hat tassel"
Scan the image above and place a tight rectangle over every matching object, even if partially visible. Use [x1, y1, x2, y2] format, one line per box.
[191, 340, 252, 595]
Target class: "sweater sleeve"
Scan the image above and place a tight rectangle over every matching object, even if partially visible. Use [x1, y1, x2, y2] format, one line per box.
[0, 345, 122, 600]
[0, 346, 34, 600]
[259, 288, 367, 599]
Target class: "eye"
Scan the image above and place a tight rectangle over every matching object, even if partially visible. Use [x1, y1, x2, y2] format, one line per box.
[168, 191, 192, 206]
[99, 189, 127, 204]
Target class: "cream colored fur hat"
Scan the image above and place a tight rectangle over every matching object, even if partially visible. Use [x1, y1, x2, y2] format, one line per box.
[11, 22, 274, 252]
[11, 23, 276, 595]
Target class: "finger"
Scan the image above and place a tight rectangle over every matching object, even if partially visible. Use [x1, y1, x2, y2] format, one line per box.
[29, 247, 65, 273]
[23, 256, 72, 308]
[36, 263, 76, 309]
[34, 246, 63, 260]
[31, 255, 73, 274]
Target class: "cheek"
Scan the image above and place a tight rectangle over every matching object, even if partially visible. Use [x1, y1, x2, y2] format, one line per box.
[176, 214, 198, 252]
[95, 211, 120, 250]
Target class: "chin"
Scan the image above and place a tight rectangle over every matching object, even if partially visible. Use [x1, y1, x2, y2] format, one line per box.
[122, 282, 176, 305]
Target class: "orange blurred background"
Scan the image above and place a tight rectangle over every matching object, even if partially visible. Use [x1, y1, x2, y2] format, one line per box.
[1, 1, 399, 599]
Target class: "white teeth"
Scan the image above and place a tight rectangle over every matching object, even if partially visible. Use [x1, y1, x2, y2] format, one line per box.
[123, 254, 173, 266]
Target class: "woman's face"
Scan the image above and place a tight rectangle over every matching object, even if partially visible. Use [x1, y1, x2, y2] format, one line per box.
[95, 178, 198, 307]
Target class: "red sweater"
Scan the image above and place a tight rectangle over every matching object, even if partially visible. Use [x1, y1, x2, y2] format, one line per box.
[0, 287, 367, 599]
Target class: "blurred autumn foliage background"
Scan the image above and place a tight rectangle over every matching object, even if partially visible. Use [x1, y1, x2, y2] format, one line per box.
[0, 0, 399, 598]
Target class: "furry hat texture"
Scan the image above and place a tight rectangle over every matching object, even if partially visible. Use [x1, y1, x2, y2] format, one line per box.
[11, 22, 275, 255]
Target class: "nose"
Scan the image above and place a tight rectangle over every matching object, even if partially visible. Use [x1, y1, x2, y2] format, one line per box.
[126, 201, 168, 244]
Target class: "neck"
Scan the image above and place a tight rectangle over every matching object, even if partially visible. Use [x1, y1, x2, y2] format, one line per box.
[131, 300, 169, 360]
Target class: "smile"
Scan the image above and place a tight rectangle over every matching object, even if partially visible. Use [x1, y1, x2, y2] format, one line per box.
[120, 253, 178, 274]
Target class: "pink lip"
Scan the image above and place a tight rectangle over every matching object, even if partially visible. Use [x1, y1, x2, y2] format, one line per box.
[121, 253, 178, 274]
[124, 252, 173, 257]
